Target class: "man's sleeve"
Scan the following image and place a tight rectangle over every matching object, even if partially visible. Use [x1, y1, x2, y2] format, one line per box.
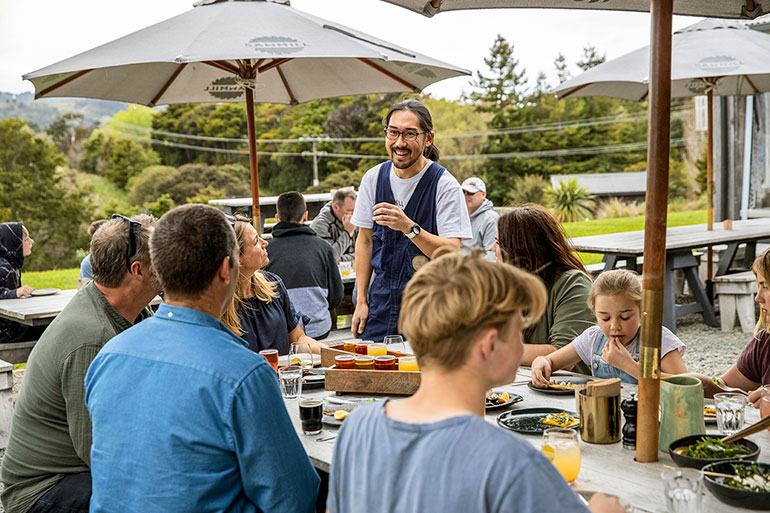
[481, 215, 498, 260]
[434, 176, 472, 239]
[230, 366, 320, 513]
[61, 344, 103, 465]
[326, 247, 344, 310]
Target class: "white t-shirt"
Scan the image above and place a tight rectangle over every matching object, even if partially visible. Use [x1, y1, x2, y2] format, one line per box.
[351, 161, 471, 240]
[572, 325, 685, 366]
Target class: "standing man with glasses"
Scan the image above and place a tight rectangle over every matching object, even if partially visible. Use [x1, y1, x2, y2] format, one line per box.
[351, 99, 471, 341]
[1, 214, 160, 513]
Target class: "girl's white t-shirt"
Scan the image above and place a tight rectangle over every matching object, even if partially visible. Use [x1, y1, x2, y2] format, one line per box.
[351, 161, 471, 239]
[571, 325, 686, 366]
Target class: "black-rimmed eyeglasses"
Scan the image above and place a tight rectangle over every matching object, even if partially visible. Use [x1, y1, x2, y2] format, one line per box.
[384, 128, 427, 142]
[112, 214, 141, 271]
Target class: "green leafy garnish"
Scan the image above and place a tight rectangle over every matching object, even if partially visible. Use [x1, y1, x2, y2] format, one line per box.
[684, 437, 753, 459]
[724, 463, 770, 492]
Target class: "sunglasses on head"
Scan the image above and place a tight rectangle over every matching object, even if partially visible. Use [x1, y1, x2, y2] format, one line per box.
[112, 214, 141, 271]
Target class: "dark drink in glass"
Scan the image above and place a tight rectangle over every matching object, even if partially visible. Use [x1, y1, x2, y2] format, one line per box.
[258, 349, 279, 371]
[335, 354, 356, 369]
[299, 399, 323, 435]
[374, 355, 396, 370]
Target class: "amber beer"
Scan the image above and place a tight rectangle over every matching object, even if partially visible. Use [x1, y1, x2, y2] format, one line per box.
[374, 355, 396, 370]
[258, 349, 279, 371]
[343, 340, 357, 353]
[354, 340, 372, 355]
[335, 354, 356, 369]
[355, 356, 375, 369]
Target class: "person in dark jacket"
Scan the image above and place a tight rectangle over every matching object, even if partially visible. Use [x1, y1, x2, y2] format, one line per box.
[0, 222, 40, 343]
[266, 191, 344, 339]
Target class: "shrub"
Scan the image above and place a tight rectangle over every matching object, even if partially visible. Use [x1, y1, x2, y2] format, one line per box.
[595, 198, 644, 220]
[550, 177, 595, 223]
[506, 174, 553, 206]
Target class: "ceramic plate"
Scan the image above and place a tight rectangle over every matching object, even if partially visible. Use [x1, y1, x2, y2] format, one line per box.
[485, 391, 523, 411]
[497, 408, 580, 434]
[703, 398, 717, 424]
[527, 376, 594, 395]
[303, 369, 325, 389]
[30, 288, 61, 297]
[278, 354, 321, 367]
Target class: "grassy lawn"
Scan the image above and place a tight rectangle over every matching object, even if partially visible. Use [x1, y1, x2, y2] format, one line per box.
[21, 209, 708, 287]
[565, 209, 707, 265]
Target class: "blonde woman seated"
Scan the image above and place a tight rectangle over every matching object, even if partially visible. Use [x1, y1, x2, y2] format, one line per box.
[222, 218, 324, 355]
[532, 269, 687, 385]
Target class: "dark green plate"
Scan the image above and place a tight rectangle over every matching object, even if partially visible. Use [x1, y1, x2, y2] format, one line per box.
[497, 407, 579, 434]
[485, 391, 523, 411]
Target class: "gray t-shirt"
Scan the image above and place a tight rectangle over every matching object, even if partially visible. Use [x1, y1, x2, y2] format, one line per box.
[328, 401, 590, 513]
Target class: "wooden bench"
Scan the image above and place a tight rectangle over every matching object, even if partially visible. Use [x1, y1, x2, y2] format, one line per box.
[0, 340, 37, 364]
[0, 358, 15, 449]
[713, 270, 756, 333]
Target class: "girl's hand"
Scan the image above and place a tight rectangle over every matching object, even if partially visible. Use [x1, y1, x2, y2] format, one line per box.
[601, 337, 635, 372]
[531, 356, 552, 388]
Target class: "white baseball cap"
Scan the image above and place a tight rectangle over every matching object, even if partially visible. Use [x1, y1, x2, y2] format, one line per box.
[461, 177, 486, 194]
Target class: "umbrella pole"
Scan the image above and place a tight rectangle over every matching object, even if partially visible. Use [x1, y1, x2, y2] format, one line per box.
[707, 90, 714, 282]
[245, 86, 262, 234]
[636, 0, 673, 464]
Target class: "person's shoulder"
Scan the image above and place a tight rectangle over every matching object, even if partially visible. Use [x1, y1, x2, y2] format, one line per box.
[555, 268, 592, 288]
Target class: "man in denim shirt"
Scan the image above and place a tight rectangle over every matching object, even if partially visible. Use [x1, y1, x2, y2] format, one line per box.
[86, 204, 319, 513]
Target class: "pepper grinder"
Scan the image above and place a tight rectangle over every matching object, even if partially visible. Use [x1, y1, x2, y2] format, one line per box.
[621, 393, 637, 450]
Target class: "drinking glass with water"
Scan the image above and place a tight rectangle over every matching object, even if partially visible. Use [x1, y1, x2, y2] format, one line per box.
[278, 365, 302, 399]
[661, 468, 702, 513]
[714, 392, 747, 435]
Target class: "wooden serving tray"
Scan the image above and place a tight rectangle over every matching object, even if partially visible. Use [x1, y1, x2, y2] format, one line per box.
[321, 344, 420, 395]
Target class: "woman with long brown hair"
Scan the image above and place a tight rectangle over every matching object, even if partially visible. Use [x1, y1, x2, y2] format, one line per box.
[495, 205, 594, 373]
[221, 218, 324, 355]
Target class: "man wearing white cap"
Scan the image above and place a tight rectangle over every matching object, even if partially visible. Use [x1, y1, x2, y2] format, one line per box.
[460, 177, 498, 260]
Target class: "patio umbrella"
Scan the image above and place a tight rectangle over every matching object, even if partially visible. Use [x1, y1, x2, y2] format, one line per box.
[552, 18, 770, 284]
[381, 0, 767, 464]
[23, 0, 469, 229]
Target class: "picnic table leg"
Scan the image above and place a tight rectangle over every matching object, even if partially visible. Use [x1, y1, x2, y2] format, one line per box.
[743, 241, 757, 271]
[602, 254, 619, 271]
[683, 266, 718, 327]
[715, 242, 739, 276]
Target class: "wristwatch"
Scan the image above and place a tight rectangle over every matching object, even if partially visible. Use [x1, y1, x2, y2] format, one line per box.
[405, 223, 421, 239]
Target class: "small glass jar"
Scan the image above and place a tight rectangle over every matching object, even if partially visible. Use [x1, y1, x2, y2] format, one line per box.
[374, 355, 396, 370]
[335, 354, 356, 370]
[355, 355, 375, 370]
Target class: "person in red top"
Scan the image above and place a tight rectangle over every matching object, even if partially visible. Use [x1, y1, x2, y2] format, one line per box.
[688, 247, 770, 406]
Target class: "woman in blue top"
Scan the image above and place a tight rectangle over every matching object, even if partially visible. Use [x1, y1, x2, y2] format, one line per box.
[531, 269, 688, 385]
[222, 218, 323, 355]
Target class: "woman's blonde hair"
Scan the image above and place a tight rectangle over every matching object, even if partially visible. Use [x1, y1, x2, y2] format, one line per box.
[221, 218, 279, 336]
[588, 269, 642, 311]
[398, 248, 546, 371]
[752, 247, 770, 332]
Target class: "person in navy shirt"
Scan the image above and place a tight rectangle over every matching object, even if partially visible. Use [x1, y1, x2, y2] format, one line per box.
[350, 100, 471, 342]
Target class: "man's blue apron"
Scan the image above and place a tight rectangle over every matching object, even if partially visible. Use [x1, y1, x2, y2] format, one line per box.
[362, 160, 444, 342]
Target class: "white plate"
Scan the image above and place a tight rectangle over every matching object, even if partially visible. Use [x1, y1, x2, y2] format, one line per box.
[704, 398, 717, 424]
[278, 354, 321, 367]
[30, 288, 61, 297]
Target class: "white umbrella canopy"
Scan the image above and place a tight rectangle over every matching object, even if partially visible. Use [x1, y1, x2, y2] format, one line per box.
[384, 0, 768, 19]
[24, 0, 469, 106]
[552, 19, 770, 101]
[24, 0, 469, 227]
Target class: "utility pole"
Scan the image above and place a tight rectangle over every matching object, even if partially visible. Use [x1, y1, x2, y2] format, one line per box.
[301, 135, 330, 187]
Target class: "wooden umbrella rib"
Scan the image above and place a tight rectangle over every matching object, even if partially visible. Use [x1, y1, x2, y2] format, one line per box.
[203, 60, 239, 75]
[744, 75, 760, 94]
[150, 63, 187, 106]
[276, 65, 297, 104]
[236, 59, 249, 75]
[560, 83, 591, 99]
[258, 58, 292, 74]
[358, 58, 416, 91]
[37, 69, 93, 97]
[249, 59, 266, 76]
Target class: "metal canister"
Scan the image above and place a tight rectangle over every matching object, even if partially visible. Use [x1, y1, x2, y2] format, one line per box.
[577, 389, 622, 444]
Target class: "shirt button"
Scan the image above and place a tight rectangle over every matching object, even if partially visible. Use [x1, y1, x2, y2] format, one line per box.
[167, 312, 173, 318]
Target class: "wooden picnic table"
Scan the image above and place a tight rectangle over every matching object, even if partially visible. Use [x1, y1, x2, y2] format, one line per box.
[284, 366, 769, 512]
[0, 289, 78, 326]
[569, 218, 770, 332]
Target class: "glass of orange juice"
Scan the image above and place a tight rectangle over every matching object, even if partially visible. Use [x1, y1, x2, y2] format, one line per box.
[398, 356, 419, 372]
[541, 428, 581, 484]
[368, 343, 387, 356]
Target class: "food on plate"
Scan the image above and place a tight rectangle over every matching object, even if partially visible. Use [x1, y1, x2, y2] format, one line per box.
[704, 406, 716, 417]
[685, 437, 754, 459]
[334, 410, 349, 421]
[486, 391, 510, 404]
[548, 381, 576, 391]
[724, 463, 770, 492]
[539, 412, 579, 428]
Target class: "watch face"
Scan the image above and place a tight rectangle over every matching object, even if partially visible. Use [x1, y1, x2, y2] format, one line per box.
[411, 224, 421, 235]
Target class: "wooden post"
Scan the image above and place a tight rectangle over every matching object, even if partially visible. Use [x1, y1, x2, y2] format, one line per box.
[707, 89, 714, 280]
[245, 86, 262, 233]
[637, 0, 673, 463]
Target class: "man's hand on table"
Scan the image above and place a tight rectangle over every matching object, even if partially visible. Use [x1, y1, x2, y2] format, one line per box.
[588, 493, 626, 513]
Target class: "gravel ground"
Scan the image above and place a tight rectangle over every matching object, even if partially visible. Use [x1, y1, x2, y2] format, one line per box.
[677, 311, 755, 378]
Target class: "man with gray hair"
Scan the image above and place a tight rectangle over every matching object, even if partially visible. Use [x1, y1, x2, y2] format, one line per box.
[311, 187, 357, 262]
[85, 205, 319, 512]
[1, 214, 159, 513]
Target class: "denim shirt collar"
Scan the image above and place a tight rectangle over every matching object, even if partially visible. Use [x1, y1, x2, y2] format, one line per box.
[155, 303, 249, 348]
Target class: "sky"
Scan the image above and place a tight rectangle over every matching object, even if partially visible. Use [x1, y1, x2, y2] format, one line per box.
[0, 0, 701, 101]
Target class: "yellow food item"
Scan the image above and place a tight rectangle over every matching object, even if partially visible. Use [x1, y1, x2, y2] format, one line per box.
[499, 392, 510, 403]
[704, 406, 716, 416]
[540, 412, 579, 428]
[549, 381, 576, 391]
[290, 357, 303, 365]
[334, 410, 349, 421]
[541, 444, 555, 461]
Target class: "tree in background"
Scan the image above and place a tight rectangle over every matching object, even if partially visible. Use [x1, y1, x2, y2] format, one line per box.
[0, 118, 91, 270]
[576, 45, 606, 71]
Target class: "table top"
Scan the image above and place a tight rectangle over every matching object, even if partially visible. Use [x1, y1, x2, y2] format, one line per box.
[0, 289, 78, 325]
[570, 218, 770, 256]
[284, 367, 769, 513]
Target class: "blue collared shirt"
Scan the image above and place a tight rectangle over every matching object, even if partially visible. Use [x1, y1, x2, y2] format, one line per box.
[85, 303, 319, 513]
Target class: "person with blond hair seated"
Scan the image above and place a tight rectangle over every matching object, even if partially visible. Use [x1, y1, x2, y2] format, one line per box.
[327, 248, 625, 513]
